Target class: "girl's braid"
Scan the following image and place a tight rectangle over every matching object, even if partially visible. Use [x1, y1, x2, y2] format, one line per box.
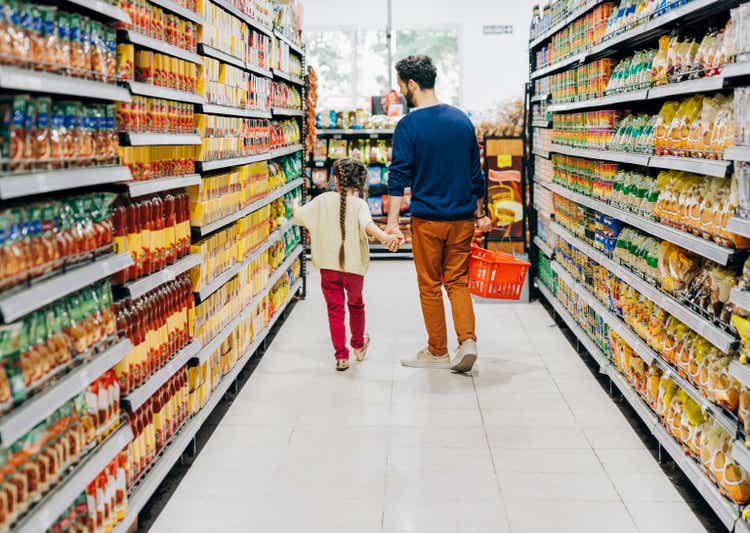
[333, 158, 368, 270]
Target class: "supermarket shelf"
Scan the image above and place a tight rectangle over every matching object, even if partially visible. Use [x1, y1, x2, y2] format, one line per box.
[529, 0, 737, 80]
[608, 369, 659, 435]
[533, 236, 554, 258]
[209, 0, 272, 36]
[124, 81, 206, 104]
[197, 146, 302, 172]
[723, 61, 750, 80]
[148, 0, 205, 24]
[548, 89, 649, 112]
[549, 143, 650, 165]
[648, 74, 725, 99]
[120, 30, 203, 64]
[371, 252, 413, 259]
[316, 129, 395, 137]
[552, 259, 738, 433]
[15, 425, 134, 533]
[730, 287, 750, 312]
[530, 53, 584, 80]
[0, 252, 133, 323]
[197, 153, 272, 172]
[119, 132, 202, 147]
[738, 519, 750, 533]
[725, 145, 750, 162]
[195, 262, 242, 303]
[0, 66, 131, 101]
[197, 103, 272, 119]
[531, 120, 551, 128]
[729, 359, 750, 391]
[195, 245, 303, 363]
[116, 253, 202, 300]
[239, 246, 303, 321]
[369, 243, 412, 253]
[271, 144, 304, 158]
[0, 339, 132, 446]
[245, 63, 273, 78]
[0, 165, 132, 200]
[271, 69, 305, 86]
[545, 182, 739, 266]
[121, 173, 202, 197]
[724, 216, 750, 238]
[528, 0, 605, 49]
[271, 106, 305, 117]
[551, 221, 737, 353]
[733, 440, 750, 475]
[198, 43, 246, 69]
[654, 424, 739, 531]
[649, 154, 731, 178]
[191, 178, 303, 237]
[274, 30, 304, 55]
[63, 0, 131, 22]
[530, 93, 550, 102]
[123, 341, 202, 412]
[115, 279, 301, 533]
[548, 76, 724, 113]
[551, 260, 657, 366]
[532, 147, 550, 158]
[535, 279, 610, 372]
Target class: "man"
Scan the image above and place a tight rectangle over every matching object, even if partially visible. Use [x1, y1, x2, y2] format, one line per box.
[386, 55, 491, 374]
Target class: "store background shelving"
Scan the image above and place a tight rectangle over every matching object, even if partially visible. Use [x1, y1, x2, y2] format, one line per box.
[0, 0, 308, 529]
[310, 128, 411, 259]
[528, 0, 750, 531]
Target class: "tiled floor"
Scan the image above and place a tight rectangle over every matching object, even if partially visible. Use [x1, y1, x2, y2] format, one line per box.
[151, 262, 715, 533]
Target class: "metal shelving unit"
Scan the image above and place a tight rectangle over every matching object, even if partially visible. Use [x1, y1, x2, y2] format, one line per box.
[0, 339, 132, 446]
[191, 178, 303, 238]
[545, 182, 738, 265]
[115, 253, 202, 300]
[114, 278, 301, 533]
[0, 165, 132, 200]
[123, 341, 202, 411]
[121, 173, 202, 198]
[551, 221, 737, 353]
[124, 81, 206, 104]
[0, 252, 133, 323]
[119, 132, 202, 147]
[148, 0, 205, 24]
[272, 106, 305, 117]
[271, 69, 305, 86]
[0, 66, 131, 101]
[62, 0, 132, 22]
[14, 425, 134, 533]
[119, 30, 203, 64]
[197, 103, 272, 119]
[529, 3, 749, 529]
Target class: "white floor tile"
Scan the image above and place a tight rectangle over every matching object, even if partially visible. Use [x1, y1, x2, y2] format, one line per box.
[151, 263, 714, 532]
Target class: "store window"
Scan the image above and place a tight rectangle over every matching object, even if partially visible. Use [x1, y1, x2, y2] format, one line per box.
[307, 27, 461, 108]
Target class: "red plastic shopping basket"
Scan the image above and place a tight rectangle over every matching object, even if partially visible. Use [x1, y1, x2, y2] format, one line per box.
[468, 245, 531, 300]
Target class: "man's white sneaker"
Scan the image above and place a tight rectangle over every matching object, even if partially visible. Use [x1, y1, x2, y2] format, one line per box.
[451, 339, 478, 373]
[401, 347, 451, 368]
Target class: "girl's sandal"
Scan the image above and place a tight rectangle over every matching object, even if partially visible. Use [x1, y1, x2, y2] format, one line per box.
[336, 359, 350, 371]
[353, 334, 371, 362]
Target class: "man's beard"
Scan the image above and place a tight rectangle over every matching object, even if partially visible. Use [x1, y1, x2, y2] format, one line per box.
[405, 88, 416, 108]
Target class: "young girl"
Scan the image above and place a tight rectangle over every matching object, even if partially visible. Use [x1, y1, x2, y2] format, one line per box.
[293, 158, 400, 371]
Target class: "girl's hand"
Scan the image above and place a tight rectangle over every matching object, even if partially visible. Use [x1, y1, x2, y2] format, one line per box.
[381, 233, 401, 252]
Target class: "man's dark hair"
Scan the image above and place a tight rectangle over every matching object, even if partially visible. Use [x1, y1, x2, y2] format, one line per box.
[395, 55, 437, 90]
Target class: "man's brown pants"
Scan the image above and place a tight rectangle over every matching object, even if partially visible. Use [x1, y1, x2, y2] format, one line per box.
[411, 217, 477, 356]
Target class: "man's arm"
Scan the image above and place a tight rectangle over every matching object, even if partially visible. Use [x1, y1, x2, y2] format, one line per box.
[471, 135, 492, 233]
[386, 122, 412, 241]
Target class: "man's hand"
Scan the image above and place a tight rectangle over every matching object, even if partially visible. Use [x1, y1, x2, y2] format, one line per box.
[475, 216, 492, 233]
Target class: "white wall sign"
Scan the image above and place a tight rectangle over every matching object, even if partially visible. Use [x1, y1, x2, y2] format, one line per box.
[483, 25, 513, 35]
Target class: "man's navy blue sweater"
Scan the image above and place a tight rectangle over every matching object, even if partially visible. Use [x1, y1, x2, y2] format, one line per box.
[388, 103, 485, 221]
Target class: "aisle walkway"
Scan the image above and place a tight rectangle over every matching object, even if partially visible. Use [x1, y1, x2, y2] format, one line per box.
[152, 262, 714, 533]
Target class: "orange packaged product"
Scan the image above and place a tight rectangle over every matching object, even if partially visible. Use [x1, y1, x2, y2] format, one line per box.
[135, 49, 154, 84]
[117, 44, 134, 81]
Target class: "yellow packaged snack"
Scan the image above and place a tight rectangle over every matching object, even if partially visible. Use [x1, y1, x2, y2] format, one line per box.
[653, 101, 680, 154]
